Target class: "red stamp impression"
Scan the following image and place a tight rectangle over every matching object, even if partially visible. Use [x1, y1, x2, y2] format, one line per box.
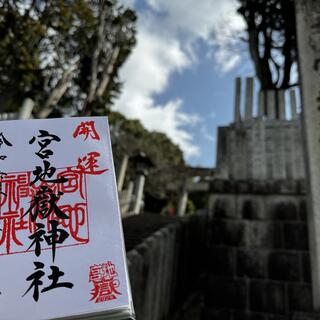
[89, 261, 121, 303]
[0, 150, 108, 256]
[0, 167, 90, 255]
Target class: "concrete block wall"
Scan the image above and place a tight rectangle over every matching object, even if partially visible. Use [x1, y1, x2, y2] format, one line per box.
[205, 180, 312, 320]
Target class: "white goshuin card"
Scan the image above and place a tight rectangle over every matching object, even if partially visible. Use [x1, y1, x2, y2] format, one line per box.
[0, 117, 134, 320]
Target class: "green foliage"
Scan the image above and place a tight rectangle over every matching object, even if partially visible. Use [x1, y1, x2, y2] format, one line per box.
[108, 110, 184, 165]
[186, 199, 196, 214]
[0, 0, 137, 116]
[107, 110, 185, 198]
[188, 191, 208, 211]
[0, 3, 44, 110]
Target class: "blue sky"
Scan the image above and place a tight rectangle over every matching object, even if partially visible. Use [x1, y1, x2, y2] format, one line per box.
[114, 0, 254, 167]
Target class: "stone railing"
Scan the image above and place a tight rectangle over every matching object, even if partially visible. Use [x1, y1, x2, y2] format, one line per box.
[123, 212, 207, 320]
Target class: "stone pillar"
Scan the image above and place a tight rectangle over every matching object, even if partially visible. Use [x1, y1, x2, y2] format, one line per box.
[245, 77, 254, 120]
[251, 120, 267, 179]
[132, 174, 145, 215]
[216, 127, 229, 178]
[265, 123, 274, 179]
[234, 77, 242, 123]
[230, 126, 249, 180]
[290, 90, 298, 119]
[257, 91, 265, 118]
[278, 90, 286, 120]
[19, 98, 34, 119]
[266, 90, 276, 120]
[296, 0, 320, 309]
[289, 124, 296, 180]
[117, 154, 129, 192]
[122, 180, 134, 215]
[177, 189, 188, 217]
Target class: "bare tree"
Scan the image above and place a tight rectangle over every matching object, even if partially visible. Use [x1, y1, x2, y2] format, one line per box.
[238, 0, 298, 90]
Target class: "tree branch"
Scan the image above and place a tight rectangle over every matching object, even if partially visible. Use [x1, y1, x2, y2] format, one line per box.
[87, 2, 108, 104]
[270, 55, 281, 86]
[37, 67, 75, 119]
[96, 45, 121, 99]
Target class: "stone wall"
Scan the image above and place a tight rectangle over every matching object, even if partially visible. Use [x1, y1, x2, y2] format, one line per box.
[123, 213, 207, 320]
[216, 119, 305, 181]
[204, 180, 312, 320]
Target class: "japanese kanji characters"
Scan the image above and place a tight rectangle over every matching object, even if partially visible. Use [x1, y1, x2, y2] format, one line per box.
[0, 119, 122, 309]
[89, 262, 121, 303]
[73, 121, 100, 141]
[23, 262, 73, 302]
[76, 152, 108, 175]
[23, 129, 74, 301]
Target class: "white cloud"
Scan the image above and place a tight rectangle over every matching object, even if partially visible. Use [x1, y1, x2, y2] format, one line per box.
[146, 0, 243, 36]
[144, 0, 245, 71]
[115, 0, 244, 159]
[114, 28, 200, 157]
[120, 30, 188, 96]
[119, 0, 136, 7]
[200, 125, 216, 142]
